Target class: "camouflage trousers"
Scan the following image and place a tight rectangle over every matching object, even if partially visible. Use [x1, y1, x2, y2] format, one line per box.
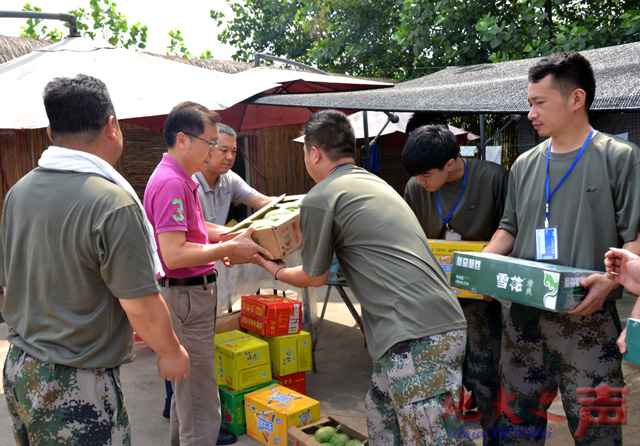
[365, 329, 473, 446]
[3, 345, 130, 446]
[459, 299, 503, 446]
[499, 301, 624, 446]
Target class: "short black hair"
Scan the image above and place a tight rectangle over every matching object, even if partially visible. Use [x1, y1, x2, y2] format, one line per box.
[163, 101, 221, 148]
[43, 74, 115, 142]
[405, 112, 448, 135]
[528, 51, 596, 110]
[304, 110, 355, 161]
[402, 125, 459, 176]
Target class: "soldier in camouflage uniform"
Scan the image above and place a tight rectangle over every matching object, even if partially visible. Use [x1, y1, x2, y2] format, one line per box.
[485, 51, 640, 444]
[0, 74, 189, 445]
[402, 124, 508, 445]
[254, 110, 471, 445]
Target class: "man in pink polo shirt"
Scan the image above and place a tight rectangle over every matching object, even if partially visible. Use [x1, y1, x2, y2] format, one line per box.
[144, 101, 271, 446]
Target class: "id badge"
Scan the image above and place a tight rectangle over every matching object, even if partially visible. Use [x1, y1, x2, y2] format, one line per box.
[535, 225, 558, 260]
[445, 229, 462, 241]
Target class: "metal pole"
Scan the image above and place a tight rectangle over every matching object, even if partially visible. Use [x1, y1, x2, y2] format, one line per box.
[362, 111, 370, 169]
[479, 114, 486, 160]
[0, 11, 80, 37]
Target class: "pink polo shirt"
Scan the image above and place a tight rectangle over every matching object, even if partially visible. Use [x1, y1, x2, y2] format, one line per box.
[144, 153, 214, 278]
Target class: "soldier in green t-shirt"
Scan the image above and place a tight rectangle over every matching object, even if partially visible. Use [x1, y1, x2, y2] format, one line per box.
[402, 124, 508, 445]
[485, 51, 640, 444]
[253, 110, 472, 446]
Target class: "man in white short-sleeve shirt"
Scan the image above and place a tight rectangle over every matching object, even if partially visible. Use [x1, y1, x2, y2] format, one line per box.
[193, 124, 274, 240]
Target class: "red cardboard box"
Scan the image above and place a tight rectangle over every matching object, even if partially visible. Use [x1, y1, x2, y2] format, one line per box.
[241, 294, 301, 337]
[273, 371, 306, 395]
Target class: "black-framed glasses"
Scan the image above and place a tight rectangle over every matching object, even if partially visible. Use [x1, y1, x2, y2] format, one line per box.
[184, 132, 219, 149]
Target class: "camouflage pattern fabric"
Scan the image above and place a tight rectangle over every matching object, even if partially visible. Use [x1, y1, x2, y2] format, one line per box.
[459, 299, 503, 446]
[3, 345, 131, 445]
[365, 329, 473, 446]
[499, 301, 624, 445]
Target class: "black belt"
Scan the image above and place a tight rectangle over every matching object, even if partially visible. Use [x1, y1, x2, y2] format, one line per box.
[158, 271, 217, 287]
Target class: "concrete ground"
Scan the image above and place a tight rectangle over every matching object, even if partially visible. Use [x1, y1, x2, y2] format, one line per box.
[1, 285, 639, 445]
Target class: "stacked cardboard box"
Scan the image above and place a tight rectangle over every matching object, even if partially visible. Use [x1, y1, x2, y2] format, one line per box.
[241, 294, 302, 337]
[449, 252, 598, 312]
[214, 330, 272, 391]
[245, 384, 320, 446]
[428, 239, 488, 300]
[219, 379, 278, 436]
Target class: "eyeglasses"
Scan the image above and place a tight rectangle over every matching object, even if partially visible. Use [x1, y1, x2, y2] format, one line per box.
[184, 132, 219, 149]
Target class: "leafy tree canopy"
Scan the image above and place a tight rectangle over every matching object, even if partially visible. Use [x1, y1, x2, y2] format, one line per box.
[214, 0, 640, 80]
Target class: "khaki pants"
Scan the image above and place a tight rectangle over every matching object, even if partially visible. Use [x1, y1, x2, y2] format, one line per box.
[161, 281, 220, 446]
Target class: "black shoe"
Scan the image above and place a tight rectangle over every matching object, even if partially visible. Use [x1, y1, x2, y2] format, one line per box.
[216, 428, 237, 445]
[162, 409, 170, 419]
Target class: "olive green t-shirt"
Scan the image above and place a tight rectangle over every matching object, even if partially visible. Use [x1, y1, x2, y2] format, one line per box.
[500, 131, 640, 299]
[0, 168, 160, 368]
[404, 158, 508, 240]
[301, 164, 467, 361]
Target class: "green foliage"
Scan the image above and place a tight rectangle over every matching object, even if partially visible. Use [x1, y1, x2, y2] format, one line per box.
[216, 0, 640, 81]
[19, 0, 149, 50]
[166, 29, 192, 58]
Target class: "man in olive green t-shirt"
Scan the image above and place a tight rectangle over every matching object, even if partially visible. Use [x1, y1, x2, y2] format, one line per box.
[254, 110, 471, 446]
[403, 124, 508, 446]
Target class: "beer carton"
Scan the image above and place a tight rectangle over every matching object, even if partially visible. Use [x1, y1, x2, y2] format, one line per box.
[221, 194, 303, 264]
[450, 252, 598, 312]
[245, 384, 320, 446]
[215, 330, 272, 391]
[428, 239, 488, 299]
[241, 294, 302, 337]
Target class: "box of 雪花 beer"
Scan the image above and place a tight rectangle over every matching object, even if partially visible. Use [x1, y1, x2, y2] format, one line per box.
[449, 252, 599, 312]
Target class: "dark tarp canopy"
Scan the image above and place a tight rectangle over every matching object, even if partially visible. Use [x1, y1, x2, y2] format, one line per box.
[246, 41, 640, 114]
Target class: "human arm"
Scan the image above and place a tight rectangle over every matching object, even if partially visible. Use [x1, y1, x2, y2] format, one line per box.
[205, 222, 229, 244]
[483, 228, 515, 255]
[569, 234, 640, 316]
[243, 193, 277, 212]
[252, 255, 330, 288]
[118, 293, 190, 381]
[158, 227, 273, 269]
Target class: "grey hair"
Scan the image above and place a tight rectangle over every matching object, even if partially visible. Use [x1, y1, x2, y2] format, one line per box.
[217, 123, 237, 138]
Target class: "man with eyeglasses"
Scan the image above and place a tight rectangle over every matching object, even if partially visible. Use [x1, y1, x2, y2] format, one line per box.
[144, 101, 273, 446]
[193, 123, 275, 241]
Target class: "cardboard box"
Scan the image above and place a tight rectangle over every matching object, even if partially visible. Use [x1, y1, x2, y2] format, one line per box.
[428, 239, 488, 300]
[215, 330, 272, 391]
[623, 318, 640, 367]
[241, 294, 302, 337]
[245, 384, 320, 446]
[216, 310, 241, 334]
[220, 379, 278, 436]
[273, 371, 306, 395]
[221, 194, 304, 264]
[250, 331, 312, 375]
[287, 415, 367, 446]
[450, 252, 598, 312]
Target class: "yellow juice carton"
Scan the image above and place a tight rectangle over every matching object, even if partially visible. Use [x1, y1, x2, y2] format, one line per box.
[245, 384, 320, 446]
[215, 330, 272, 391]
[428, 239, 488, 299]
[249, 331, 312, 376]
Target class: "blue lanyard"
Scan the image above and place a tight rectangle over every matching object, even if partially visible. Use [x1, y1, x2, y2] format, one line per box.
[436, 157, 466, 229]
[544, 128, 594, 228]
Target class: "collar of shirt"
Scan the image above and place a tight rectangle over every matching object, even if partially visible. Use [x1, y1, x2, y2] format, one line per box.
[161, 153, 199, 193]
